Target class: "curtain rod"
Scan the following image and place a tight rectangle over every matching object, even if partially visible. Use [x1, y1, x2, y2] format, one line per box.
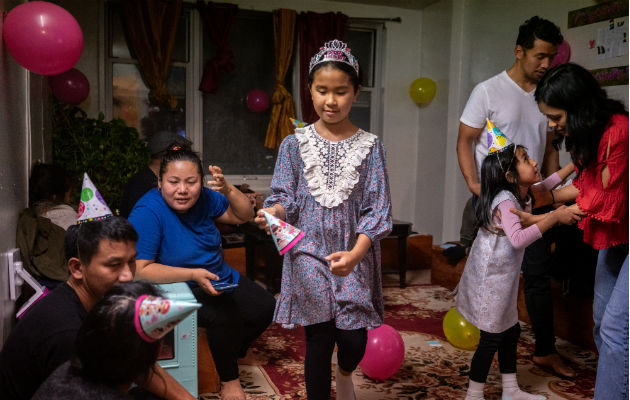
[348, 16, 402, 23]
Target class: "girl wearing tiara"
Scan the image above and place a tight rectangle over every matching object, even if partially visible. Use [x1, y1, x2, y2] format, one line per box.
[255, 39, 392, 399]
[455, 121, 582, 400]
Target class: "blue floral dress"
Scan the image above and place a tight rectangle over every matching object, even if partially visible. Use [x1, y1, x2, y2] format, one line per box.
[264, 124, 392, 330]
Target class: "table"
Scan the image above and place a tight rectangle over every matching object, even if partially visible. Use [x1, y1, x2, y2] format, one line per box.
[384, 219, 413, 288]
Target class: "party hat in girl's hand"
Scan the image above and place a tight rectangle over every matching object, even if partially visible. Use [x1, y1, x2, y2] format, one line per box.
[262, 210, 305, 255]
[486, 119, 513, 154]
[77, 173, 113, 224]
[134, 295, 201, 342]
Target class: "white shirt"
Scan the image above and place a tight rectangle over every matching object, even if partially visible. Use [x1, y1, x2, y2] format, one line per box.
[460, 71, 549, 179]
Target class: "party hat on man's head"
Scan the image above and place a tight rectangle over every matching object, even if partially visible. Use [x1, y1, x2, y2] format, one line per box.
[262, 210, 305, 255]
[486, 119, 513, 154]
[134, 295, 201, 342]
[77, 173, 113, 224]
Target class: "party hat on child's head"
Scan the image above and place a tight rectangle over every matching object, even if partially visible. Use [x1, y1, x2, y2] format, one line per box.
[290, 117, 306, 128]
[134, 295, 201, 342]
[486, 119, 514, 154]
[77, 173, 113, 224]
[262, 210, 305, 255]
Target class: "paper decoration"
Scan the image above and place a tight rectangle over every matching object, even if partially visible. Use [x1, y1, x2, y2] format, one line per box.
[134, 295, 201, 342]
[262, 210, 305, 255]
[77, 173, 112, 223]
[290, 118, 306, 128]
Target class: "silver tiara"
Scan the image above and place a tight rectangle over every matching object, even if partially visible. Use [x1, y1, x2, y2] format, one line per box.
[308, 39, 359, 76]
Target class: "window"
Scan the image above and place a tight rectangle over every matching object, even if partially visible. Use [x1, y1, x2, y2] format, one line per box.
[105, 2, 191, 139]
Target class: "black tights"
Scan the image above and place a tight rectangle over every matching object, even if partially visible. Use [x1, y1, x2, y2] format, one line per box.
[304, 320, 367, 400]
[469, 323, 521, 383]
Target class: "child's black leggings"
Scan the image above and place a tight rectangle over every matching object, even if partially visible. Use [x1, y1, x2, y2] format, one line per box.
[469, 322, 521, 383]
[304, 320, 367, 400]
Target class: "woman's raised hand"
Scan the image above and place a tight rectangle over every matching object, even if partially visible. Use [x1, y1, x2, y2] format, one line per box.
[190, 268, 223, 296]
[208, 165, 230, 195]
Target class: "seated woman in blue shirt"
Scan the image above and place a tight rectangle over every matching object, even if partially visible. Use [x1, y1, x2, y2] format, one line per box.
[129, 146, 275, 400]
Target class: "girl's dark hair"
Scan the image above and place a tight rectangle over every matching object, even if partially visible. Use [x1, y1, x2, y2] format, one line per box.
[28, 163, 72, 208]
[535, 63, 627, 174]
[159, 146, 204, 180]
[74, 281, 162, 387]
[308, 61, 362, 92]
[477, 145, 526, 228]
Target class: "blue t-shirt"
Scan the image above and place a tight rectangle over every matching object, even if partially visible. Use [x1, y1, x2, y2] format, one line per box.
[128, 187, 239, 288]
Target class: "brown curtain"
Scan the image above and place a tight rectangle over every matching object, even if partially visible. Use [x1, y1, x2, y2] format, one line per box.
[298, 12, 348, 124]
[264, 9, 297, 149]
[121, 0, 182, 109]
[196, 0, 238, 93]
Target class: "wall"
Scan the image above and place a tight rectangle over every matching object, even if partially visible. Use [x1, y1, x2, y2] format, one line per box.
[439, 0, 624, 242]
[0, 0, 38, 345]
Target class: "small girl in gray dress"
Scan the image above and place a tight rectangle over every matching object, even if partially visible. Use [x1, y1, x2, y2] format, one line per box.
[456, 121, 581, 400]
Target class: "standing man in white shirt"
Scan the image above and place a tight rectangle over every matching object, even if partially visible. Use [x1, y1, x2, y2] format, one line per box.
[456, 16, 575, 379]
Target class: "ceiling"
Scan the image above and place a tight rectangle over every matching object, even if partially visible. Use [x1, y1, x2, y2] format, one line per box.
[332, 0, 442, 10]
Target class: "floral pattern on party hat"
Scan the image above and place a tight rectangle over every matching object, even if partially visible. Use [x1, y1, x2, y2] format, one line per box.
[134, 295, 201, 342]
[262, 210, 305, 255]
[486, 119, 513, 154]
[77, 173, 113, 224]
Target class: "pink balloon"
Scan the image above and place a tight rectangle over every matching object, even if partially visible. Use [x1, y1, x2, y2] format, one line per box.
[359, 324, 405, 380]
[246, 89, 269, 113]
[551, 40, 571, 67]
[48, 68, 89, 105]
[3, 1, 84, 75]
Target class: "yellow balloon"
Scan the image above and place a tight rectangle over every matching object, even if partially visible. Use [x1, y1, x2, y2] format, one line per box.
[442, 307, 480, 350]
[409, 77, 437, 104]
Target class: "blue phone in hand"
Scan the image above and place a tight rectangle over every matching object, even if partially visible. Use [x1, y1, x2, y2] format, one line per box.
[211, 281, 239, 291]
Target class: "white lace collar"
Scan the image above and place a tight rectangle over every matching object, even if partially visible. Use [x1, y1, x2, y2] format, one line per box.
[295, 124, 376, 208]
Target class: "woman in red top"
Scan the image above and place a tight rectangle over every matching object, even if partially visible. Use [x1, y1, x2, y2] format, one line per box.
[516, 63, 628, 400]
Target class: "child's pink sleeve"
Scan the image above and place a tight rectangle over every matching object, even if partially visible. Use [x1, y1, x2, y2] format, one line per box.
[536, 172, 562, 191]
[497, 200, 542, 250]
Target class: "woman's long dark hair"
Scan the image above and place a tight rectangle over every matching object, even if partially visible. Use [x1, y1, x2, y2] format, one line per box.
[535, 63, 627, 174]
[477, 145, 525, 229]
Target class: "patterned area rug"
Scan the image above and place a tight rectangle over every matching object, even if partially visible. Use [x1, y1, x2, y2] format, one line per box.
[200, 284, 597, 399]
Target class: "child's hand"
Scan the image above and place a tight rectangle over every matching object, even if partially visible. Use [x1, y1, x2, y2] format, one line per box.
[553, 204, 584, 225]
[254, 207, 276, 234]
[510, 208, 544, 227]
[326, 251, 360, 277]
[207, 165, 230, 195]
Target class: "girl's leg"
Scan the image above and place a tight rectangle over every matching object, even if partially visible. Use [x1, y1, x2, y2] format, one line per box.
[230, 275, 276, 357]
[497, 323, 545, 400]
[304, 321, 336, 400]
[466, 329, 502, 399]
[334, 327, 368, 400]
[594, 250, 628, 400]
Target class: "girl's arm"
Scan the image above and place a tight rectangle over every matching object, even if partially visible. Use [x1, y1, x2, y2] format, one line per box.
[557, 161, 575, 181]
[551, 183, 579, 204]
[135, 259, 221, 295]
[499, 200, 581, 250]
[326, 234, 371, 277]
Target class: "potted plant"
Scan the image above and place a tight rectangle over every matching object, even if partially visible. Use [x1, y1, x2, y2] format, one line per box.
[52, 101, 150, 213]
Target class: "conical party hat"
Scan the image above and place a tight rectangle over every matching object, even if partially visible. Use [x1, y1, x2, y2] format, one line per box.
[290, 117, 306, 129]
[486, 119, 513, 154]
[134, 295, 201, 342]
[262, 210, 305, 255]
[77, 173, 113, 224]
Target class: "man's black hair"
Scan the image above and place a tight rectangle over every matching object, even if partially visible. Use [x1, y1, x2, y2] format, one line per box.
[70, 217, 138, 265]
[516, 16, 563, 49]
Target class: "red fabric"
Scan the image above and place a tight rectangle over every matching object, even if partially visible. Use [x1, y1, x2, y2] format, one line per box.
[574, 114, 629, 249]
[197, 0, 238, 93]
[298, 12, 348, 124]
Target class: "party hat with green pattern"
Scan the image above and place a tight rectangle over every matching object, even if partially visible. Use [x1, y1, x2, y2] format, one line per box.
[77, 173, 112, 224]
